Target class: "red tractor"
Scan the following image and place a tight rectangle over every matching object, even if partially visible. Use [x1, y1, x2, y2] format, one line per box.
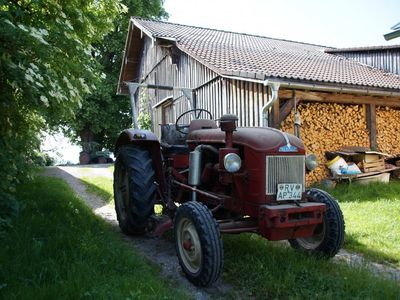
[113, 108, 345, 287]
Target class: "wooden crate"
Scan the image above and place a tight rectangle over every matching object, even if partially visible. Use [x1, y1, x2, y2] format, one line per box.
[362, 158, 385, 173]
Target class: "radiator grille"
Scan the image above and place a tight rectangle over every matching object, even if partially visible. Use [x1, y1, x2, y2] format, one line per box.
[265, 155, 305, 195]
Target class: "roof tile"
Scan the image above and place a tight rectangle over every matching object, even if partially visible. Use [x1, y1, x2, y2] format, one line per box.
[133, 18, 400, 91]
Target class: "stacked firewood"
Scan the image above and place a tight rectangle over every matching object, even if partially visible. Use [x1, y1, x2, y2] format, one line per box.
[281, 102, 370, 184]
[377, 106, 400, 154]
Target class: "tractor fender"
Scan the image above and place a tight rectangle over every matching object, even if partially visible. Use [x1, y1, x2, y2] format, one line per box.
[115, 129, 165, 193]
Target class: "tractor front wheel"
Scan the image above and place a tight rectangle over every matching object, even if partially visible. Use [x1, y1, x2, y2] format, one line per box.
[289, 188, 345, 257]
[114, 144, 156, 235]
[174, 201, 223, 286]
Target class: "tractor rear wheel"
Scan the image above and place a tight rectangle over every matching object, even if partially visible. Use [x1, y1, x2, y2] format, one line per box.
[114, 144, 156, 235]
[174, 201, 223, 286]
[289, 188, 345, 257]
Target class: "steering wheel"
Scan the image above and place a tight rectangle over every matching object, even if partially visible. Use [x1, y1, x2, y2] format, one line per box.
[175, 108, 213, 134]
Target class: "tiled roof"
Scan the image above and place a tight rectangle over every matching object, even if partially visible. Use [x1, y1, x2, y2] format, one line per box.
[132, 18, 400, 91]
[326, 45, 400, 53]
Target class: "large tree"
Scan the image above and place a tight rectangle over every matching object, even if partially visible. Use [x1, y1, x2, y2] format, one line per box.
[67, 0, 168, 151]
[0, 0, 122, 230]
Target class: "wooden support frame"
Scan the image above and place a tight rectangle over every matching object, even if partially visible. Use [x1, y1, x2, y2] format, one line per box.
[279, 96, 300, 124]
[366, 104, 377, 150]
[271, 98, 280, 129]
[279, 89, 400, 108]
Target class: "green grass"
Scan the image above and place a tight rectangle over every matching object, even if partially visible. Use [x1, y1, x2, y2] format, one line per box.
[80, 175, 400, 299]
[0, 176, 188, 299]
[325, 181, 400, 266]
[223, 234, 399, 299]
[81, 176, 114, 203]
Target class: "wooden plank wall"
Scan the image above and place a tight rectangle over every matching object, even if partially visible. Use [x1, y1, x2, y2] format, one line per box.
[137, 37, 219, 136]
[224, 79, 270, 127]
[137, 37, 275, 132]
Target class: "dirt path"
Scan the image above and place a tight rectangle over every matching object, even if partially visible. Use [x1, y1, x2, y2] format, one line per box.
[43, 165, 400, 295]
[44, 165, 235, 300]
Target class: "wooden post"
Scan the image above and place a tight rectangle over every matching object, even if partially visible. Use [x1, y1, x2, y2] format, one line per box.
[366, 104, 377, 150]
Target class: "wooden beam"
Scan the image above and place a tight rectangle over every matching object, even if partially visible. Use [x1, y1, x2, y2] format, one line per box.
[279, 97, 300, 124]
[271, 98, 280, 129]
[279, 89, 400, 108]
[366, 104, 377, 150]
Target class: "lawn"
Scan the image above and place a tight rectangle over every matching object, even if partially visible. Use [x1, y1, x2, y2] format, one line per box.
[81, 173, 400, 298]
[326, 181, 400, 267]
[81, 176, 114, 203]
[0, 176, 187, 299]
[222, 234, 399, 299]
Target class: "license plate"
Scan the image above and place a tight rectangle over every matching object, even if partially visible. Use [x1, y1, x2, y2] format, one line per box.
[276, 183, 302, 201]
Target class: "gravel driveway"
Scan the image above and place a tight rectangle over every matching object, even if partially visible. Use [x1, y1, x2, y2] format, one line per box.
[43, 164, 400, 297]
[44, 165, 234, 300]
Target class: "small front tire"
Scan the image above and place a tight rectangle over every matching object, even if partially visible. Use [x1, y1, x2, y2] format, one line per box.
[174, 201, 223, 286]
[289, 188, 345, 257]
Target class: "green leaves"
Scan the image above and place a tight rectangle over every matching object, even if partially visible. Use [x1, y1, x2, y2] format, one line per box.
[68, 0, 168, 150]
[0, 0, 123, 230]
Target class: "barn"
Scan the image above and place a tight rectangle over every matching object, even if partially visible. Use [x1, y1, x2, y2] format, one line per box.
[118, 17, 400, 182]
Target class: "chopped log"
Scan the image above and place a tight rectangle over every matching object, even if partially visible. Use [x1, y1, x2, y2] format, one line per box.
[282, 102, 400, 184]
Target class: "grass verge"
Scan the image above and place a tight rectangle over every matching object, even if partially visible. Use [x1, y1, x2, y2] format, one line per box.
[81, 174, 399, 298]
[223, 234, 399, 299]
[81, 176, 114, 203]
[325, 181, 400, 267]
[0, 176, 187, 299]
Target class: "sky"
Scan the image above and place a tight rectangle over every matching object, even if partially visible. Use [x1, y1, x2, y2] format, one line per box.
[164, 0, 400, 48]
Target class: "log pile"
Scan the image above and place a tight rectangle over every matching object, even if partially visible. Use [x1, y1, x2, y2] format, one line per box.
[377, 106, 400, 154]
[281, 102, 370, 184]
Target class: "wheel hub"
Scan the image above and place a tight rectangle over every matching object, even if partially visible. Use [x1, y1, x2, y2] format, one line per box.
[177, 218, 202, 273]
[183, 239, 193, 251]
[296, 221, 326, 249]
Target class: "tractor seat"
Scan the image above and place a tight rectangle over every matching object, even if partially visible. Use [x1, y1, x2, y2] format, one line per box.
[160, 124, 190, 155]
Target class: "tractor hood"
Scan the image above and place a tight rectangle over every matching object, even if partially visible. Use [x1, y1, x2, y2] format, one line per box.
[187, 127, 306, 154]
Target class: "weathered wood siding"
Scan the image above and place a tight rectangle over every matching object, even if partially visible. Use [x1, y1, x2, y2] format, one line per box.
[224, 79, 270, 127]
[137, 37, 219, 136]
[137, 37, 273, 134]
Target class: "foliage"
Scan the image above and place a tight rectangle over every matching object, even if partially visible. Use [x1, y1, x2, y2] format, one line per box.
[138, 88, 153, 130]
[138, 112, 153, 130]
[0, 0, 123, 231]
[0, 176, 187, 299]
[31, 150, 55, 167]
[67, 0, 168, 150]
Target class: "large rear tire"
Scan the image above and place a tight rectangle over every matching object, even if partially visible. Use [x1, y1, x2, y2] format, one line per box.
[114, 144, 156, 235]
[174, 201, 223, 286]
[289, 188, 345, 257]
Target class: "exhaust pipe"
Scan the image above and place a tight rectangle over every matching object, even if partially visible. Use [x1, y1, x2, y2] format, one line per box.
[188, 145, 218, 201]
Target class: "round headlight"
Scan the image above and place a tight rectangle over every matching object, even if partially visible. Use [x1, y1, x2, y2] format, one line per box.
[224, 153, 242, 173]
[305, 153, 318, 171]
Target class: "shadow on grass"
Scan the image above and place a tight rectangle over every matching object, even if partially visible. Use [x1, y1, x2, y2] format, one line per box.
[222, 233, 399, 299]
[315, 180, 400, 266]
[0, 176, 187, 299]
[344, 233, 399, 265]
[320, 180, 400, 203]
[80, 177, 113, 204]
